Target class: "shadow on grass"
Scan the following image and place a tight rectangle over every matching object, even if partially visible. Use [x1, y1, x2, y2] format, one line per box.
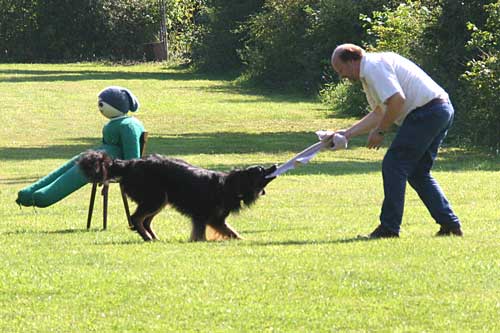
[245, 236, 375, 247]
[0, 67, 316, 105]
[241, 226, 313, 235]
[0, 68, 236, 83]
[0, 139, 101, 161]
[89, 236, 375, 246]
[1, 228, 96, 236]
[0, 176, 39, 185]
[90, 236, 377, 246]
[0, 225, 395, 245]
[1, 228, 148, 245]
[1, 131, 498, 173]
[237, 226, 377, 245]
[93, 239, 147, 245]
[0, 131, 327, 161]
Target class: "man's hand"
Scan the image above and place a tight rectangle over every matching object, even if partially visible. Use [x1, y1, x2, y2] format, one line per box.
[366, 92, 404, 149]
[367, 128, 384, 149]
[335, 129, 352, 140]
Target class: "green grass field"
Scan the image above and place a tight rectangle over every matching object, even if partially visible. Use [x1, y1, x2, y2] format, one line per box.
[0, 63, 498, 332]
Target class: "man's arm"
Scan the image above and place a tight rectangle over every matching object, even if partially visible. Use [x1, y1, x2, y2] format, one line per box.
[367, 92, 405, 149]
[340, 106, 384, 140]
[376, 92, 405, 132]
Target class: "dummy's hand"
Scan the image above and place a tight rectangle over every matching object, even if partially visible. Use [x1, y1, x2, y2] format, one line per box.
[367, 128, 384, 149]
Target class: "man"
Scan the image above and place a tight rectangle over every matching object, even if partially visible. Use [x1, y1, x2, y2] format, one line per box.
[330, 43, 462, 238]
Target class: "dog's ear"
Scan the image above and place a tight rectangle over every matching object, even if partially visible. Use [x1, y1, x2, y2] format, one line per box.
[78, 150, 113, 183]
[227, 171, 250, 197]
[96, 156, 113, 182]
[225, 168, 257, 204]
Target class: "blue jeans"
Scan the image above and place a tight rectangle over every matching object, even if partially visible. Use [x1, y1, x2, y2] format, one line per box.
[380, 101, 461, 233]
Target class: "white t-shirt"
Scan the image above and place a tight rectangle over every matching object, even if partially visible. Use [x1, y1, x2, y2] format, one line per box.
[360, 52, 448, 125]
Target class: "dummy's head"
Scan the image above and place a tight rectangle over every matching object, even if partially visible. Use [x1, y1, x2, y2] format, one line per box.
[98, 86, 140, 119]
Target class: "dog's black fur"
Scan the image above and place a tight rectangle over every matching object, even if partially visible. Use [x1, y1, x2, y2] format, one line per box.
[78, 150, 276, 241]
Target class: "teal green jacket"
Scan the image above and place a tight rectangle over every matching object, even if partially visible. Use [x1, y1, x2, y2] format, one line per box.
[101, 116, 145, 159]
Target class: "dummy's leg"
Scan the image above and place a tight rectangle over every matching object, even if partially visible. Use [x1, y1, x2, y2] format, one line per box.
[30, 164, 88, 208]
[16, 155, 81, 207]
[16, 145, 124, 208]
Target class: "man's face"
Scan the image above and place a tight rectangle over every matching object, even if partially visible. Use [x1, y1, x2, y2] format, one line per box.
[332, 58, 359, 82]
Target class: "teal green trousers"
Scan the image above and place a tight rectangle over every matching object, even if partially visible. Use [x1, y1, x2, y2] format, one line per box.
[16, 145, 122, 208]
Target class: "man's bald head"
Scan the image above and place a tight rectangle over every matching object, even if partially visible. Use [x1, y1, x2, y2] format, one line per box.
[330, 43, 365, 82]
[331, 43, 365, 65]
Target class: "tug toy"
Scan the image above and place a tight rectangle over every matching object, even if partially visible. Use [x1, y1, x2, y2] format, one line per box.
[266, 130, 348, 178]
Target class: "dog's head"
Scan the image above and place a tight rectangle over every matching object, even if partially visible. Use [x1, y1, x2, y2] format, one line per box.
[77, 150, 114, 184]
[224, 164, 277, 210]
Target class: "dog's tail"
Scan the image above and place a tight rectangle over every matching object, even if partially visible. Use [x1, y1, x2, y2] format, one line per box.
[78, 150, 127, 183]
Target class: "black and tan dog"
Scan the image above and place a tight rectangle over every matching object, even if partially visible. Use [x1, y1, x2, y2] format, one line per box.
[78, 151, 276, 242]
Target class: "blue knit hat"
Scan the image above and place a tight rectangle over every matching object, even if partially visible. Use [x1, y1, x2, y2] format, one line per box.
[98, 86, 139, 118]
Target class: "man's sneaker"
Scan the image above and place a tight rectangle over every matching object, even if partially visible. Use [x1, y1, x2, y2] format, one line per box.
[436, 225, 463, 237]
[359, 224, 399, 239]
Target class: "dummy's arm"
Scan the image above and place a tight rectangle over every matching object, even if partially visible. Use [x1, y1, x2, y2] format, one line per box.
[120, 124, 143, 159]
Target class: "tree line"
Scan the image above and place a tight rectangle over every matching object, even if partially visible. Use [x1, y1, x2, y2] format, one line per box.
[0, 0, 498, 148]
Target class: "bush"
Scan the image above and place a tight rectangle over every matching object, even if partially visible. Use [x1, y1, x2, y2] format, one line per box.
[361, 1, 441, 69]
[239, 0, 397, 92]
[164, 0, 206, 60]
[191, 0, 263, 72]
[93, 0, 158, 60]
[239, 0, 315, 89]
[0, 0, 38, 61]
[0, 0, 160, 61]
[427, 0, 493, 89]
[319, 81, 368, 118]
[460, 1, 500, 148]
[322, 0, 440, 119]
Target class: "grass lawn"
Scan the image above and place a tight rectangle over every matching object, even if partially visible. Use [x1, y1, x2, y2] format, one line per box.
[0, 63, 498, 332]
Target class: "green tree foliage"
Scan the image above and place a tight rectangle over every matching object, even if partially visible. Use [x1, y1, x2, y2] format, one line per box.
[191, 0, 263, 72]
[164, 0, 206, 59]
[320, 80, 368, 118]
[0, 0, 38, 60]
[0, 0, 159, 61]
[461, 1, 500, 147]
[429, 0, 493, 88]
[322, 1, 441, 118]
[321, 0, 499, 147]
[94, 0, 158, 60]
[239, 0, 315, 88]
[1, 0, 498, 147]
[321, 0, 441, 118]
[240, 0, 393, 91]
[361, 1, 441, 68]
